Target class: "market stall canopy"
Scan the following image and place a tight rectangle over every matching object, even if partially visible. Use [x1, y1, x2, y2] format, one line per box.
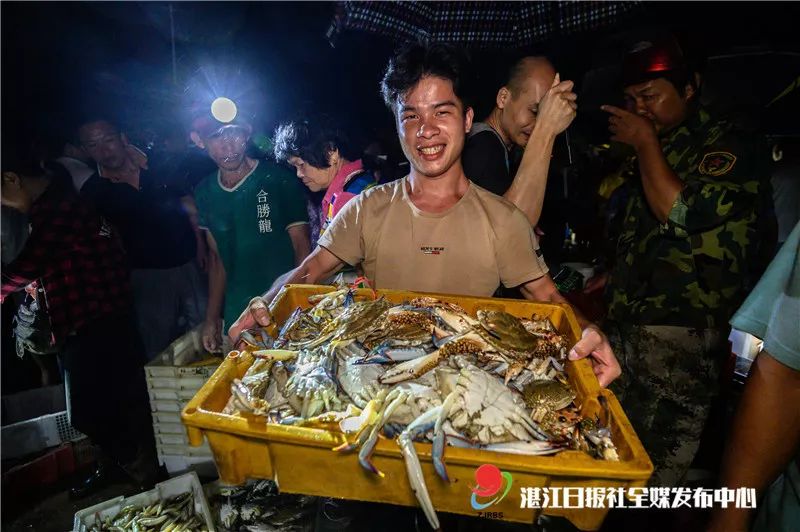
[332, 1, 641, 48]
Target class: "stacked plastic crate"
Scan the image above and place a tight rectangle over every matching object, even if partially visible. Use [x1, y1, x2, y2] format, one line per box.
[145, 328, 222, 476]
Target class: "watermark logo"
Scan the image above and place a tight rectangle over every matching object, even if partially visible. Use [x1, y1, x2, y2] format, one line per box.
[470, 464, 513, 510]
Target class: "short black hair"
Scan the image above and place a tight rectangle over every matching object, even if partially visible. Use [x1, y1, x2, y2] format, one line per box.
[273, 115, 357, 169]
[75, 114, 122, 141]
[380, 42, 473, 112]
[504, 55, 554, 96]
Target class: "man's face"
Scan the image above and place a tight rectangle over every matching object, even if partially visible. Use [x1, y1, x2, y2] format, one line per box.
[200, 127, 249, 172]
[498, 63, 556, 148]
[623, 78, 691, 134]
[396, 75, 473, 179]
[287, 156, 335, 192]
[79, 121, 128, 170]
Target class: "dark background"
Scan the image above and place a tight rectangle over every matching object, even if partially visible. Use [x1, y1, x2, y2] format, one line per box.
[2, 1, 799, 162]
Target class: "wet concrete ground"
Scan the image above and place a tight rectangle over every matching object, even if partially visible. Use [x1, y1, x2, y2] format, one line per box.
[5, 481, 140, 532]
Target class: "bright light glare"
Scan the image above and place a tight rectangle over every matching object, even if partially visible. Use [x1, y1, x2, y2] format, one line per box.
[211, 97, 237, 123]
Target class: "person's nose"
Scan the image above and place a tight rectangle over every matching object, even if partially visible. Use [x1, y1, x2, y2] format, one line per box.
[416, 117, 440, 139]
[634, 98, 648, 117]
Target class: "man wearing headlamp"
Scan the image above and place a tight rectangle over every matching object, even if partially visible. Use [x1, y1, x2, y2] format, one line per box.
[190, 100, 311, 352]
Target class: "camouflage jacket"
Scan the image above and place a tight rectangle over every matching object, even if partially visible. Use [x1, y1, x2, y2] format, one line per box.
[606, 107, 762, 328]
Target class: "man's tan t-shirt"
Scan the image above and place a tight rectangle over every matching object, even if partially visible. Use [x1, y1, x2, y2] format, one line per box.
[317, 177, 548, 297]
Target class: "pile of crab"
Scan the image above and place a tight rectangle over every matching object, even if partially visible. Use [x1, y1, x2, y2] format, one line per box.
[223, 289, 619, 529]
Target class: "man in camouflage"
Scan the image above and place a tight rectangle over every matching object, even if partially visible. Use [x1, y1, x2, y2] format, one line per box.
[598, 38, 763, 486]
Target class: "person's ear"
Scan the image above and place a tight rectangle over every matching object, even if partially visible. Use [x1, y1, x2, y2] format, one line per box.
[327, 147, 340, 167]
[496, 87, 511, 110]
[683, 82, 696, 103]
[120, 133, 130, 146]
[189, 132, 206, 150]
[465, 106, 475, 133]
[2, 171, 21, 187]
[684, 72, 701, 103]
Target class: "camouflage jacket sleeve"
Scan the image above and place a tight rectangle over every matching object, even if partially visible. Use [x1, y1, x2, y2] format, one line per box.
[665, 127, 761, 237]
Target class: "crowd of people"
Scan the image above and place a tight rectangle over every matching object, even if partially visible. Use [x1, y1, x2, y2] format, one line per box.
[1, 33, 796, 530]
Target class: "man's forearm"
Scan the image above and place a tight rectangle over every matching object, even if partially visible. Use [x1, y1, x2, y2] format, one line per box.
[713, 352, 800, 529]
[206, 255, 226, 322]
[504, 127, 556, 226]
[520, 275, 593, 330]
[263, 262, 323, 305]
[636, 140, 683, 223]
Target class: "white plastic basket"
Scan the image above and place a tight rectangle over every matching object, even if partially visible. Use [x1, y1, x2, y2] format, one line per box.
[72, 471, 215, 532]
[1, 410, 86, 460]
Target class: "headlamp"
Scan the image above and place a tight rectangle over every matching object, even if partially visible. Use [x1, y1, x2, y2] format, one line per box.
[211, 97, 238, 123]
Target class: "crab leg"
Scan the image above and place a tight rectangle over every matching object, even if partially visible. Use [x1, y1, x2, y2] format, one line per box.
[480, 440, 565, 455]
[511, 409, 551, 441]
[399, 407, 442, 531]
[357, 344, 428, 364]
[251, 349, 299, 361]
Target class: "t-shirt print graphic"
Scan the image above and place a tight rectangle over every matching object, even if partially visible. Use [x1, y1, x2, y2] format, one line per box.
[420, 246, 445, 255]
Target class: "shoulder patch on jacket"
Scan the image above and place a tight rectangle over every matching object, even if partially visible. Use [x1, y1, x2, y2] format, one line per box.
[698, 151, 737, 176]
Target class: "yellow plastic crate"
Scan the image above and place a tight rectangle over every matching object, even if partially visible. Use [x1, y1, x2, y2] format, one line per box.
[182, 285, 652, 530]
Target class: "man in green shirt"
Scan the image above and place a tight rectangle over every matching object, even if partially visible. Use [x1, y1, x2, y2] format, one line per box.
[595, 37, 765, 487]
[190, 105, 311, 351]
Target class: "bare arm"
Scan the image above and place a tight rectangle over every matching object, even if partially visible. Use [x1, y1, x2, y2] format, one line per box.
[227, 245, 345, 340]
[708, 352, 800, 532]
[519, 274, 621, 387]
[287, 223, 312, 266]
[504, 130, 556, 226]
[201, 231, 226, 351]
[504, 75, 577, 226]
[181, 195, 210, 270]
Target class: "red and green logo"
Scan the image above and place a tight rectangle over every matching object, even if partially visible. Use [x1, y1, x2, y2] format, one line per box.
[470, 464, 513, 510]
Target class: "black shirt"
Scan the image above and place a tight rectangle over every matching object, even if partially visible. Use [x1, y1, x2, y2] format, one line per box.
[462, 125, 514, 196]
[81, 156, 196, 269]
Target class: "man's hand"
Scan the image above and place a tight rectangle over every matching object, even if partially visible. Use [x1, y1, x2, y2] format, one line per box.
[601, 105, 658, 151]
[228, 296, 272, 342]
[201, 318, 222, 352]
[568, 324, 621, 387]
[535, 73, 578, 137]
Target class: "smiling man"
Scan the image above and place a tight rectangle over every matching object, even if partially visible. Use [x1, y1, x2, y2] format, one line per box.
[230, 43, 621, 388]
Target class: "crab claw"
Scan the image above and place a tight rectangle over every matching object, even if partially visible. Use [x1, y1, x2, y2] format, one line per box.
[432, 391, 457, 482]
[334, 397, 383, 451]
[399, 407, 442, 531]
[379, 351, 442, 384]
[432, 429, 448, 483]
[358, 429, 384, 477]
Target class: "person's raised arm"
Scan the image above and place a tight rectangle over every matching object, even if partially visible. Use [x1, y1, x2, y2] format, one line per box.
[504, 74, 577, 226]
[520, 274, 621, 387]
[227, 245, 345, 340]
